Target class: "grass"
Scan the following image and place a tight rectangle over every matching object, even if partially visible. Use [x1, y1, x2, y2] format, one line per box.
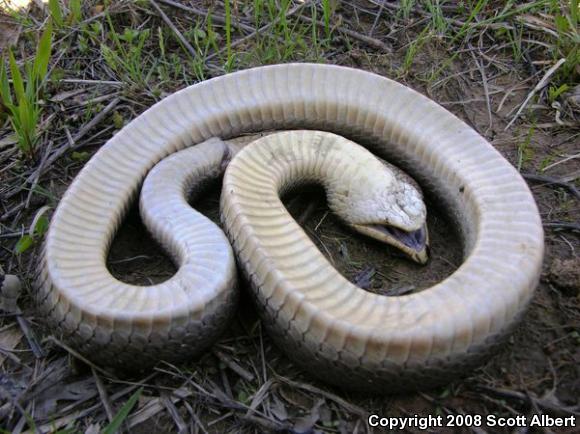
[0, 21, 52, 161]
[1, 1, 579, 433]
[48, 0, 82, 28]
[238, 0, 326, 66]
[101, 14, 155, 90]
[550, 0, 579, 85]
[398, 0, 416, 20]
[101, 388, 142, 434]
[516, 125, 536, 171]
[224, 0, 233, 71]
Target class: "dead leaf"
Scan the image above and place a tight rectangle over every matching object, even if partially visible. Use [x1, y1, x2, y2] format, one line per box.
[0, 326, 23, 367]
[35, 378, 98, 419]
[84, 423, 101, 434]
[0, 13, 21, 52]
[292, 398, 324, 434]
[270, 395, 289, 421]
[0, 134, 18, 149]
[50, 88, 87, 103]
[91, 5, 104, 16]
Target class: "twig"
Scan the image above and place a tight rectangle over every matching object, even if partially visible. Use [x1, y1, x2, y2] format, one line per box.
[544, 222, 580, 231]
[59, 79, 124, 86]
[161, 390, 188, 434]
[72, 92, 122, 109]
[25, 141, 53, 209]
[505, 58, 566, 130]
[92, 368, 114, 423]
[71, 98, 121, 144]
[1, 202, 25, 222]
[157, 0, 254, 33]
[542, 152, 580, 171]
[213, 349, 255, 382]
[476, 385, 580, 417]
[523, 173, 580, 200]
[275, 375, 368, 417]
[298, 15, 392, 53]
[149, 0, 197, 59]
[470, 49, 493, 134]
[369, 0, 386, 36]
[128, 387, 191, 428]
[15, 316, 44, 359]
[46, 336, 115, 378]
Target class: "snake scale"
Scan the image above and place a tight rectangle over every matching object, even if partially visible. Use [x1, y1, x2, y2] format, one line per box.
[31, 64, 544, 391]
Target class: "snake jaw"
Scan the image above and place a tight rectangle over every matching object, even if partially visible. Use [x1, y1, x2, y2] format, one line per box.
[351, 223, 429, 265]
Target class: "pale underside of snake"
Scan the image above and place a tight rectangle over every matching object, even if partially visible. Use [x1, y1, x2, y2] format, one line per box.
[33, 64, 544, 392]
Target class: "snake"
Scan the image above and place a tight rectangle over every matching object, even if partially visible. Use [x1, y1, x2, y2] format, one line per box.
[29, 64, 544, 391]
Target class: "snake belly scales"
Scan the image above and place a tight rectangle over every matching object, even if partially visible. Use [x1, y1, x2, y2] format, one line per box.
[34, 64, 544, 391]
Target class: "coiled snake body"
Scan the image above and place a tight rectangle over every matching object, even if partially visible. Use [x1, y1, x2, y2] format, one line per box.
[34, 64, 544, 391]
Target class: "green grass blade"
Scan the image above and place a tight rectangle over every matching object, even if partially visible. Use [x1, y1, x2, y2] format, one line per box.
[101, 388, 142, 434]
[15, 234, 34, 254]
[322, 0, 331, 40]
[24, 62, 36, 99]
[69, 0, 82, 25]
[34, 21, 53, 84]
[0, 61, 13, 105]
[8, 50, 25, 103]
[48, 0, 64, 27]
[224, 0, 232, 70]
[570, 0, 578, 26]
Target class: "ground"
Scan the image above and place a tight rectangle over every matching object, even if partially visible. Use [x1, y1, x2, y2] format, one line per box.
[0, 1, 578, 433]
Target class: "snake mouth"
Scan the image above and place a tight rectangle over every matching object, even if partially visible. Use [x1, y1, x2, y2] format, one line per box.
[352, 223, 429, 265]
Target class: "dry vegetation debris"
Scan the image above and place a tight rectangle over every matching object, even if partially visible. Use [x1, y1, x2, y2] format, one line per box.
[0, 0, 579, 433]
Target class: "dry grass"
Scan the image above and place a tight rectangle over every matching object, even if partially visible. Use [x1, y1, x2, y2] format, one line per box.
[1, 1, 579, 433]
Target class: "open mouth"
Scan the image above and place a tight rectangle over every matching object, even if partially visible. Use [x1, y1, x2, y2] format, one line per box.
[367, 224, 427, 252]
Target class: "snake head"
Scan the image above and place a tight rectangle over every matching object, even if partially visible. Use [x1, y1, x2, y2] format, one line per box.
[328, 168, 429, 265]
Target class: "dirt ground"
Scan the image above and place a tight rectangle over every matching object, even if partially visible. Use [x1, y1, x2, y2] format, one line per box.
[0, 1, 579, 433]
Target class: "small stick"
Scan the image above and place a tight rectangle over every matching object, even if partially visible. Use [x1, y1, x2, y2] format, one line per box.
[25, 141, 53, 209]
[1, 202, 25, 222]
[157, 0, 254, 33]
[128, 387, 192, 428]
[369, 0, 386, 36]
[92, 367, 115, 423]
[72, 92, 121, 108]
[470, 49, 493, 134]
[161, 390, 188, 434]
[505, 58, 566, 130]
[276, 375, 368, 417]
[544, 222, 580, 231]
[59, 79, 124, 86]
[476, 385, 580, 416]
[298, 15, 392, 53]
[542, 152, 580, 172]
[522, 173, 580, 200]
[15, 316, 44, 359]
[149, 0, 197, 59]
[71, 98, 121, 143]
[47, 336, 115, 378]
[213, 349, 255, 382]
